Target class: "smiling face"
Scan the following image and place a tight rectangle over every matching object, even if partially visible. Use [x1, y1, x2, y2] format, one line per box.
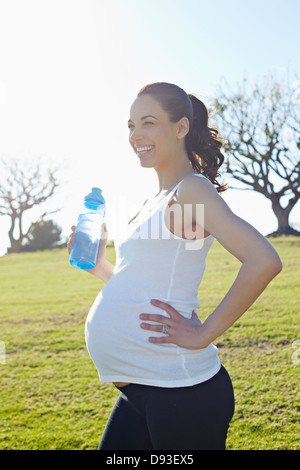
[128, 95, 188, 170]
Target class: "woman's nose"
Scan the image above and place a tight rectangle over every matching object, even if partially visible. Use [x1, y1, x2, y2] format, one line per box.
[129, 127, 143, 143]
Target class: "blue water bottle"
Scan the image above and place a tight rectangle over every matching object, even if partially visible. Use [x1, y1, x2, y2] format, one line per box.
[70, 187, 106, 270]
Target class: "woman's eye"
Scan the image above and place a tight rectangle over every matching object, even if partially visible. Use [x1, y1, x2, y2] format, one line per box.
[128, 121, 154, 130]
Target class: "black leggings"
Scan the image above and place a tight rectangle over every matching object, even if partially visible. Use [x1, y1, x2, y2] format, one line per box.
[98, 365, 234, 450]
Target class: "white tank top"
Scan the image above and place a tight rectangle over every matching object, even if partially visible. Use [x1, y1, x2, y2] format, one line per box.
[85, 174, 221, 387]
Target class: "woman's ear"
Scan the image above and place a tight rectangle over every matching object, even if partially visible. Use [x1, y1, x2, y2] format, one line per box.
[177, 117, 190, 140]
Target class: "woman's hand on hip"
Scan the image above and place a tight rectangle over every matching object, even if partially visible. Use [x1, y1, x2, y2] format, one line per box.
[139, 299, 210, 350]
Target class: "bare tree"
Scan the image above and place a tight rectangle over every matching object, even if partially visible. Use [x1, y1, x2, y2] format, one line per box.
[212, 73, 300, 236]
[0, 157, 61, 252]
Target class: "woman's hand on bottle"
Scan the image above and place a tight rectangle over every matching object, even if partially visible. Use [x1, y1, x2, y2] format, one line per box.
[67, 223, 109, 267]
[139, 299, 210, 350]
[67, 223, 113, 282]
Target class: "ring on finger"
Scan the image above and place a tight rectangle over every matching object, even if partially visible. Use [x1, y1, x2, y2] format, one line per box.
[162, 324, 169, 335]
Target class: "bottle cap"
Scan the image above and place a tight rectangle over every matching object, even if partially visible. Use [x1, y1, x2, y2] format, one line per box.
[84, 187, 104, 204]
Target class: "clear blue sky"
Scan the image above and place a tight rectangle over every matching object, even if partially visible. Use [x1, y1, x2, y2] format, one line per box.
[0, 0, 299, 253]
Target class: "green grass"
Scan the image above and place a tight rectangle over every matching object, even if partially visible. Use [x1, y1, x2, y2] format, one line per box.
[0, 237, 299, 450]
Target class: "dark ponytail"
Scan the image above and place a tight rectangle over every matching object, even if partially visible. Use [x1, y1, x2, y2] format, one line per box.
[137, 82, 227, 193]
[186, 94, 227, 192]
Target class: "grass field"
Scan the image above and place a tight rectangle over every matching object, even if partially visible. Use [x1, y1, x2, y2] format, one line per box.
[0, 236, 299, 450]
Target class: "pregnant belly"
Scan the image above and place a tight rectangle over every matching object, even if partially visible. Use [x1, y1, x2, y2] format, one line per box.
[86, 290, 197, 353]
[85, 290, 156, 372]
[86, 291, 147, 341]
[85, 285, 199, 384]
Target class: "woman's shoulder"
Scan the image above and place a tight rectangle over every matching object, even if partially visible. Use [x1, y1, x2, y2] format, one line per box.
[177, 173, 219, 205]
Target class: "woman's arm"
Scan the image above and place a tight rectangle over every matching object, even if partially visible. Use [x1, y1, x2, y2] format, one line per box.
[140, 176, 282, 349]
[198, 231, 282, 347]
[186, 176, 282, 347]
[87, 258, 114, 283]
[68, 224, 115, 283]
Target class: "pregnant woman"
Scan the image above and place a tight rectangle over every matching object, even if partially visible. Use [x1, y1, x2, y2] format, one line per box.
[68, 82, 282, 450]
